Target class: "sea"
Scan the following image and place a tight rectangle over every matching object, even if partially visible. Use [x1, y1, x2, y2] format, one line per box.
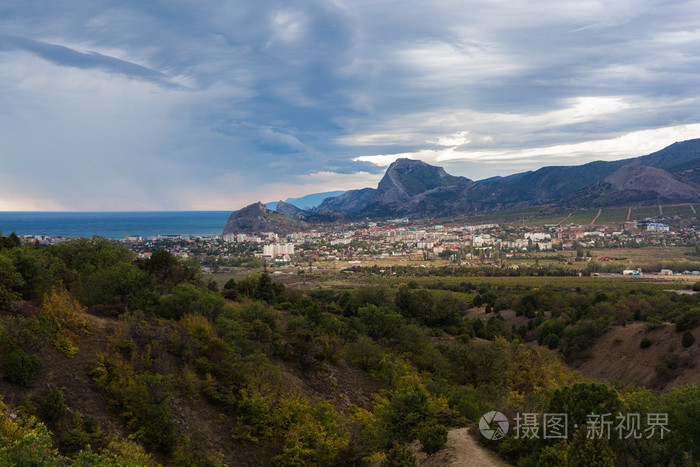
[0, 212, 232, 239]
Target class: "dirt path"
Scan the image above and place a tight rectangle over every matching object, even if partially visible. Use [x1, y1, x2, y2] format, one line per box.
[627, 207, 632, 221]
[556, 212, 572, 225]
[411, 428, 511, 466]
[659, 204, 663, 216]
[591, 208, 602, 225]
[690, 204, 696, 214]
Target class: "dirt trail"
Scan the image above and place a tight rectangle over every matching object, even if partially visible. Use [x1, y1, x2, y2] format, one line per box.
[410, 428, 511, 467]
[591, 208, 602, 225]
[627, 207, 632, 220]
[659, 204, 663, 216]
[556, 212, 572, 225]
[690, 204, 696, 214]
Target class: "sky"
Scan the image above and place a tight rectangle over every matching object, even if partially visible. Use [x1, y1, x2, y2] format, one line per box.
[3, 1, 700, 211]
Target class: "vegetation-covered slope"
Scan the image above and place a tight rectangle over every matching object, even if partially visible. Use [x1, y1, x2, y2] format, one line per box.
[0, 234, 698, 466]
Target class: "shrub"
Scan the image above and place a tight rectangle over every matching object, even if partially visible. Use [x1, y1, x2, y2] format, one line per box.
[418, 424, 448, 454]
[157, 283, 225, 320]
[18, 393, 35, 416]
[40, 288, 90, 335]
[54, 333, 78, 358]
[2, 350, 42, 386]
[655, 353, 680, 382]
[640, 337, 652, 349]
[136, 406, 177, 454]
[682, 331, 695, 348]
[379, 384, 430, 445]
[43, 387, 66, 421]
[675, 309, 700, 332]
[561, 320, 607, 361]
[542, 333, 560, 350]
[60, 413, 102, 454]
[381, 442, 417, 467]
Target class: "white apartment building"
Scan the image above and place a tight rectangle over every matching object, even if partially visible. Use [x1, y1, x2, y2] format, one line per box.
[263, 243, 295, 257]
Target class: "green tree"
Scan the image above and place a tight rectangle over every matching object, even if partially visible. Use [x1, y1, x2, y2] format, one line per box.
[378, 384, 430, 446]
[567, 428, 614, 466]
[254, 273, 276, 303]
[43, 387, 66, 421]
[547, 383, 624, 435]
[157, 283, 225, 320]
[358, 305, 403, 340]
[2, 350, 42, 386]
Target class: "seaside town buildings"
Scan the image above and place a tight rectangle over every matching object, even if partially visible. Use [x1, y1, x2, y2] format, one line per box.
[17, 215, 699, 275]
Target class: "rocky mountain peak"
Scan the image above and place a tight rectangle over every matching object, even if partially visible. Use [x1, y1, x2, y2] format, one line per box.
[372, 158, 460, 204]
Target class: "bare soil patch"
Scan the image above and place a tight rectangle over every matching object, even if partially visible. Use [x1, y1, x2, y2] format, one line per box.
[576, 322, 700, 390]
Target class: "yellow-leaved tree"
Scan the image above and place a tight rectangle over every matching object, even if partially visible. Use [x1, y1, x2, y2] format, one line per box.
[40, 288, 90, 358]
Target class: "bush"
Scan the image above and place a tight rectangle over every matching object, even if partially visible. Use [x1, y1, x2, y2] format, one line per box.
[381, 442, 417, 467]
[640, 337, 652, 349]
[561, 320, 607, 361]
[682, 331, 695, 348]
[157, 283, 225, 320]
[542, 333, 560, 350]
[418, 424, 448, 454]
[379, 384, 430, 445]
[43, 387, 66, 421]
[2, 350, 42, 386]
[675, 309, 700, 332]
[137, 406, 177, 454]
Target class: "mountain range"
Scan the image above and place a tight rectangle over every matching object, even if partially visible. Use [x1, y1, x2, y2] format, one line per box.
[223, 139, 700, 233]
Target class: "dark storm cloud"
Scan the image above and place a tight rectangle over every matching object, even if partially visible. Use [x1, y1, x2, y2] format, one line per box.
[2, 0, 700, 209]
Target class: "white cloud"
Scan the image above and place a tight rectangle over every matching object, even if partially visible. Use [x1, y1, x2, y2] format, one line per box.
[428, 131, 471, 147]
[270, 9, 306, 45]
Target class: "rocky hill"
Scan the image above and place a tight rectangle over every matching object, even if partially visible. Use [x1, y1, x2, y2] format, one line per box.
[222, 202, 303, 235]
[274, 200, 307, 220]
[564, 165, 700, 207]
[369, 158, 471, 204]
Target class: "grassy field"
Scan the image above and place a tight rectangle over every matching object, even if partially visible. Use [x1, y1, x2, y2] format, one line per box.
[371, 273, 692, 292]
[521, 212, 573, 226]
[660, 204, 695, 217]
[440, 203, 698, 228]
[594, 207, 630, 224]
[630, 206, 661, 219]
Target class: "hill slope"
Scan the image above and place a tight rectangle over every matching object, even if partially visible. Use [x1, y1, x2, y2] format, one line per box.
[222, 202, 303, 235]
[564, 165, 700, 207]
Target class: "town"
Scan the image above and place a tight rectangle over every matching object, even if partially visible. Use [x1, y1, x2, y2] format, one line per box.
[17, 215, 700, 277]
